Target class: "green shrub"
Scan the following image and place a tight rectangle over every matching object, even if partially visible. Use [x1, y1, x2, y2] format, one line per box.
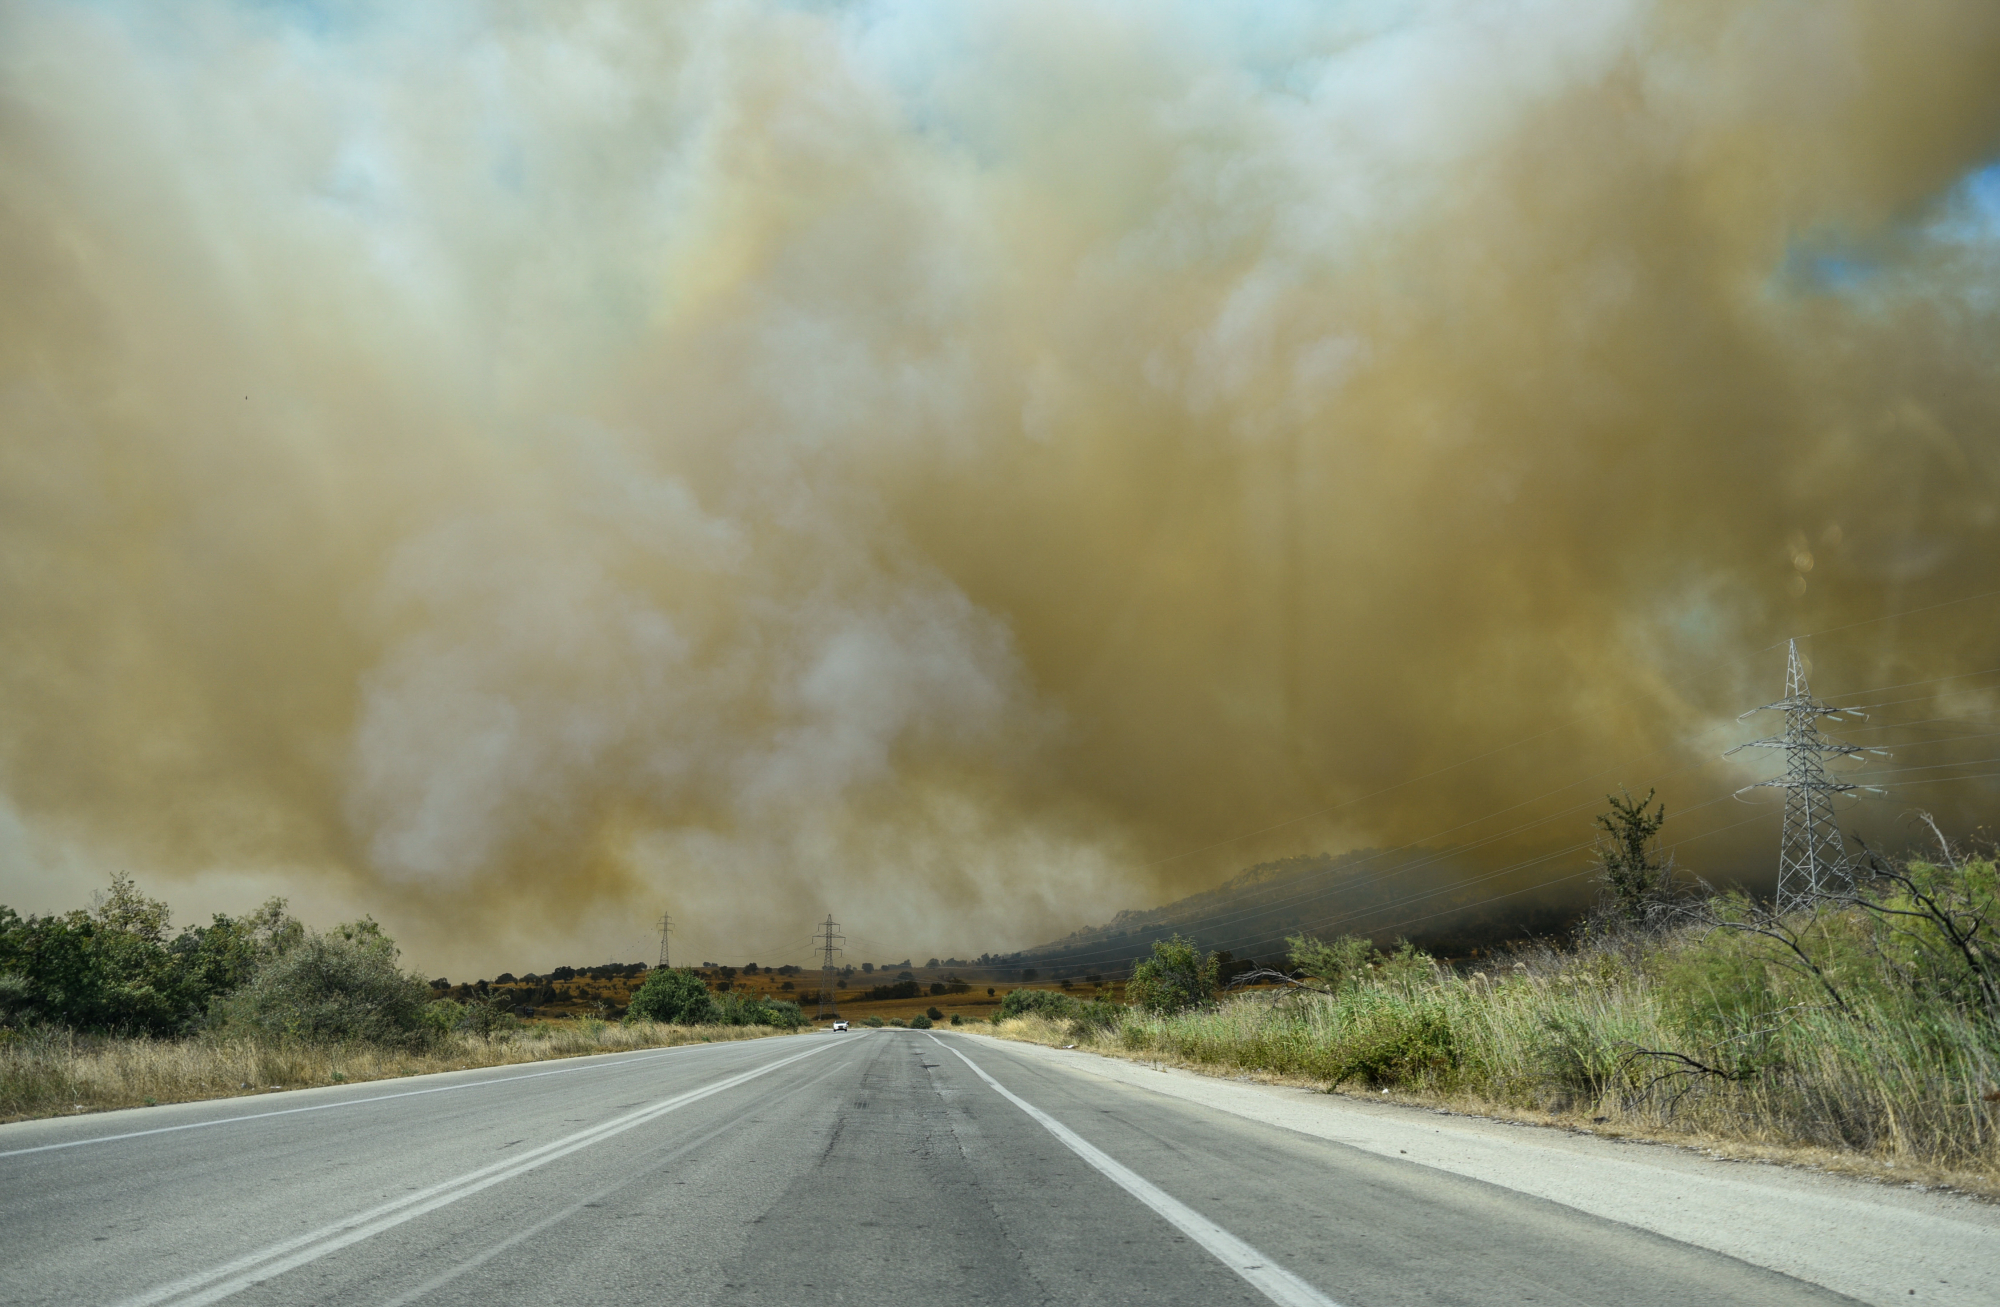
[1126, 935, 1218, 1014]
[998, 988, 1079, 1020]
[925, 1006, 944, 1020]
[419, 999, 464, 1038]
[998, 987, 1122, 1035]
[209, 918, 432, 1047]
[625, 968, 715, 1025]
[950, 1013, 963, 1026]
[910, 1013, 933, 1029]
[709, 992, 807, 1029]
[759, 999, 808, 1030]
[862, 1015, 886, 1027]
[457, 992, 519, 1042]
[1285, 933, 1374, 990]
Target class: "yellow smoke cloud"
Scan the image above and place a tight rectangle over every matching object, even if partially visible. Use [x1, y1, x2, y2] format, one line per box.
[3, 1, 2000, 974]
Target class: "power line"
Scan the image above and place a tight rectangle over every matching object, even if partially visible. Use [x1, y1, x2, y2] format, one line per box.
[655, 912, 672, 971]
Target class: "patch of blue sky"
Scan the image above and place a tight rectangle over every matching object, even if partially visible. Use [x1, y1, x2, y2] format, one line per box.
[1778, 156, 2000, 300]
[1782, 247, 1883, 294]
[1928, 158, 2000, 247]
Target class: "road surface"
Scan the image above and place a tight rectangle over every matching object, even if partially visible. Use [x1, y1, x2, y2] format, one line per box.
[3, 1030, 1992, 1305]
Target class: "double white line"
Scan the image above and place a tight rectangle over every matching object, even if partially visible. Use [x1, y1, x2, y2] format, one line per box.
[111, 1039, 841, 1307]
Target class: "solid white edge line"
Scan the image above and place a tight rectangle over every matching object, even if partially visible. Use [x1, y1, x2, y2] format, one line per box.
[930, 1034, 1343, 1307]
[1, 1036, 783, 1160]
[107, 1037, 845, 1307]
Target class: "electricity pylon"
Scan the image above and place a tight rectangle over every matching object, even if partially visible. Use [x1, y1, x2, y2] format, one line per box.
[1726, 640, 1885, 913]
[812, 915, 845, 1021]
[655, 912, 672, 971]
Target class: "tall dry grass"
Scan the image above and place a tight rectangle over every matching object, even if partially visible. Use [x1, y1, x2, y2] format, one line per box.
[0, 1020, 789, 1123]
[993, 905, 2000, 1182]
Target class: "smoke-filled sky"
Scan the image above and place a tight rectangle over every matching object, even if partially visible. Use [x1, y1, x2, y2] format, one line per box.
[4, 0, 2000, 977]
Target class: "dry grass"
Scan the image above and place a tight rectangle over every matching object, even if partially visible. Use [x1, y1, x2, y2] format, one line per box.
[0, 1020, 791, 1124]
[986, 1013, 2000, 1198]
[982, 923, 2000, 1199]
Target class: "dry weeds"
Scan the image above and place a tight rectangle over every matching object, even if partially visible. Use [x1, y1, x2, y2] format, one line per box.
[983, 990, 2000, 1202]
[0, 1020, 790, 1124]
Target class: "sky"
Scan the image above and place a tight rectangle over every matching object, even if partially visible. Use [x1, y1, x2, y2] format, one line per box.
[3, 0, 2000, 978]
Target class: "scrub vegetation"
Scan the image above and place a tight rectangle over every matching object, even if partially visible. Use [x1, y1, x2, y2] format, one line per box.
[992, 834, 2000, 1187]
[0, 877, 790, 1123]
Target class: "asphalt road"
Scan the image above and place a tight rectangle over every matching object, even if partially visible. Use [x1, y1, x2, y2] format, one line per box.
[0, 1030, 1886, 1306]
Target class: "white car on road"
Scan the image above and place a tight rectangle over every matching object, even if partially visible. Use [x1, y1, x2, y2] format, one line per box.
[831, 1020, 849, 1031]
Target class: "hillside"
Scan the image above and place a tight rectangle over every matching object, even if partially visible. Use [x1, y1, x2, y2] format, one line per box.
[993, 846, 1582, 979]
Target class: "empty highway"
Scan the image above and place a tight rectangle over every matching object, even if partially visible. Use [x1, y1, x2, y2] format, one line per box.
[3, 1030, 1992, 1306]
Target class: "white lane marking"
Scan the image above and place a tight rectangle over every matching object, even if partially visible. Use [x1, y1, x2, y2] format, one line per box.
[108, 1039, 845, 1307]
[1, 1038, 786, 1161]
[930, 1035, 1343, 1307]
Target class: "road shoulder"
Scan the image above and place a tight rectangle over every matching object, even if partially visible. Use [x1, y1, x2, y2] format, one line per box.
[964, 1034, 2000, 1307]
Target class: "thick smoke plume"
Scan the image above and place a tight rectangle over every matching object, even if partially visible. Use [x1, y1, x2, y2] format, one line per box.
[4, 1, 2000, 975]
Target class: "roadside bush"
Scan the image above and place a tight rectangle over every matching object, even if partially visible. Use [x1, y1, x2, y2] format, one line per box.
[862, 1015, 886, 1027]
[209, 918, 432, 1048]
[925, 1005, 944, 1020]
[998, 988, 1080, 1020]
[909, 1013, 933, 1029]
[1321, 989, 1458, 1088]
[1285, 933, 1375, 991]
[1126, 935, 1218, 1014]
[419, 999, 464, 1039]
[998, 987, 1122, 1036]
[950, 1013, 963, 1025]
[456, 992, 519, 1042]
[625, 968, 715, 1025]
[709, 993, 807, 1029]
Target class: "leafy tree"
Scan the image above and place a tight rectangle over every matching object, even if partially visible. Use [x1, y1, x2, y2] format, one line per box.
[1595, 788, 1673, 924]
[925, 1005, 944, 1020]
[1, 877, 299, 1035]
[625, 967, 715, 1025]
[1125, 935, 1218, 1014]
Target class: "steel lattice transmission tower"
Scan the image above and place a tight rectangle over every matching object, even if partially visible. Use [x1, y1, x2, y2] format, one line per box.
[812, 914, 845, 1021]
[1726, 640, 1884, 914]
[655, 912, 672, 971]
